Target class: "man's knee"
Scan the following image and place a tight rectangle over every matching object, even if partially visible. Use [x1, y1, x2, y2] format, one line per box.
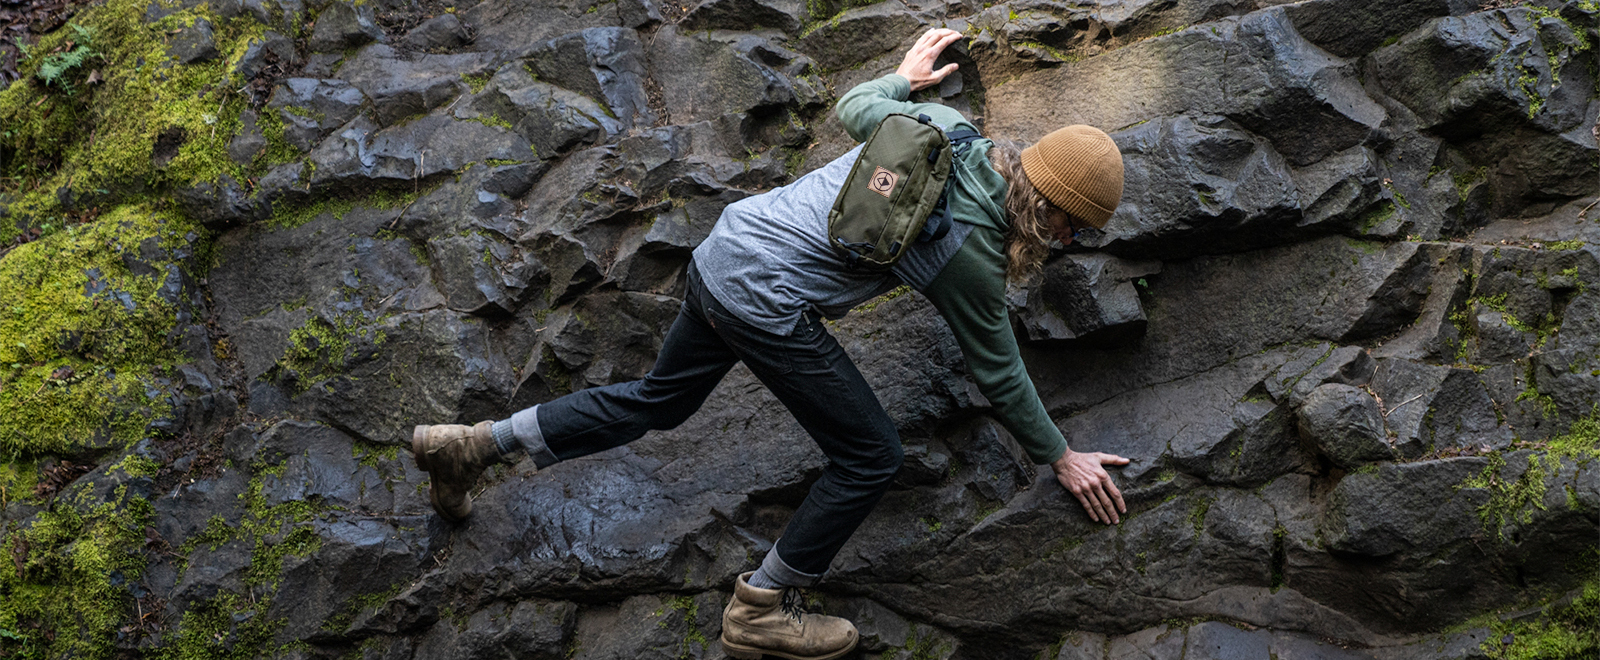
[862, 439, 904, 485]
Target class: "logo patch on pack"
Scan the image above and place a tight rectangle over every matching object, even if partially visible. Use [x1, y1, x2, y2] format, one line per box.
[868, 167, 898, 198]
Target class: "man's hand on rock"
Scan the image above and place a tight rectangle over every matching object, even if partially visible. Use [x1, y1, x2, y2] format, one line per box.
[1051, 448, 1129, 524]
[895, 28, 964, 91]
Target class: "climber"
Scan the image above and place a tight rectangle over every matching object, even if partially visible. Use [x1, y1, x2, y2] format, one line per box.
[409, 27, 1130, 660]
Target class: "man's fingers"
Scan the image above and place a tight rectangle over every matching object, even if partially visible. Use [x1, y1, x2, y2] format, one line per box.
[1102, 473, 1126, 513]
[933, 62, 958, 78]
[1099, 452, 1131, 465]
[1071, 489, 1100, 523]
[1094, 483, 1119, 524]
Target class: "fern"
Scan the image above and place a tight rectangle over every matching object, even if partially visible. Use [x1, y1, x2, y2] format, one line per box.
[32, 24, 98, 95]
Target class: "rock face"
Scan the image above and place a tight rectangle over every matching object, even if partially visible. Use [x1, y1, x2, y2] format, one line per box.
[1, 0, 1597, 658]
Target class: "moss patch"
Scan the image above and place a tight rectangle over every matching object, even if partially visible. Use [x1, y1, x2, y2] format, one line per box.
[0, 204, 197, 458]
[0, 485, 154, 659]
[1481, 576, 1598, 660]
[0, 0, 295, 238]
[1458, 412, 1600, 541]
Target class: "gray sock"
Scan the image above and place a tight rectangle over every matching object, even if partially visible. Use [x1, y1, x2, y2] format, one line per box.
[747, 567, 784, 590]
[509, 405, 560, 468]
[490, 419, 520, 457]
[749, 543, 823, 590]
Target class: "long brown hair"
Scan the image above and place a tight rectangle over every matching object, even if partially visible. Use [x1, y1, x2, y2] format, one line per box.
[987, 140, 1054, 282]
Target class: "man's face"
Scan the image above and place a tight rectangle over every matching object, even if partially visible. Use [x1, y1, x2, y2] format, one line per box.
[1046, 207, 1082, 245]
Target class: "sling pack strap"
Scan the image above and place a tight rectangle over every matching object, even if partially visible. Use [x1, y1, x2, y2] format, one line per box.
[919, 127, 984, 243]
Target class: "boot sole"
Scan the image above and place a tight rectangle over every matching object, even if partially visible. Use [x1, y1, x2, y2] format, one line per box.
[720, 636, 857, 660]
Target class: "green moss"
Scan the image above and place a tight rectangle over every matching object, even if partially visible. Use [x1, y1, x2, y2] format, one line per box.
[1358, 202, 1397, 233]
[1481, 577, 1598, 660]
[892, 626, 952, 660]
[461, 72, 493, 94]
[1189, 494, 1213, 536]
[1453, 166, 1489, 201]
[0, 460, 39, 508]
[1015, 40, 1083, 63]
[852, 284, 910, 314]
[0, 204, 195, 458]
[0, 0, 280, 232]
[464, 114, 513, 130]
[321, 580, 405, 633]
[0, 487, 153, 659]
[1459, 412, 1600, 541]
[1545, 240, 1584, 251]
[650, 595, 708, 659]
[152, 590, 291, 660]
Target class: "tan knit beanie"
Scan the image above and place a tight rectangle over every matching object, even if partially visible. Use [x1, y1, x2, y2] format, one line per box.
[1020, 125, 1125, 229]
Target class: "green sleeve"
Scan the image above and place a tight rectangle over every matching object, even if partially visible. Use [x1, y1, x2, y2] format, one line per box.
[835, 75, 978, 143]
[923, 227, 1069, 465]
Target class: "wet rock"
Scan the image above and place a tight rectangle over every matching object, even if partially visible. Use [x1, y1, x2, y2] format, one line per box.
[339, 45, 499, 126]
[1319, 457, 1488, 558]
[679, 0, 805, 34]
[427, 228, 547, 315]
[1261, 345, 1377, 406]
[792, 1, 921, 72]
[1371, 9, 1599, 215]
[228, 110, 267, 166]
[169, 18, 219, 64]
[648, 28, 808, 125]
[470, 62, 624, 159]
[272, 515, 441, 641]
[1088, 115, 1300, 260]
[1009, 252, 1161, 344]
[1283, 0, 1456, 58]
[409, 599, 576, 659]
[565, 591, 722, 659]
[461, 0, 629, 53]
[1297, 383, 1395, 469]
[1059, 344, 1321, 486]
[233, 31, 298, 82]
[177, 175, 268, 228]
[401, 13, 473, 52]
[517, 290, 679, 396]
[1370, 359, 1511, 457]
[988, 9, 1386, 169]
[524, 28, 655, 129]
[309, 1, 384, 53]
[268, 78, 368, 153]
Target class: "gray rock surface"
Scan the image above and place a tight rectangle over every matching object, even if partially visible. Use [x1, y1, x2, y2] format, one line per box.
[3, 0, 1596, 658]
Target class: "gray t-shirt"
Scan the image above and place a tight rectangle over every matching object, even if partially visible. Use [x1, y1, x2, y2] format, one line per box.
[692, 144, 973, 336]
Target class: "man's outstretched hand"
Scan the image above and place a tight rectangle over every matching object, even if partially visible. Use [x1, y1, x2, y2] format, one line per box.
[895, 28, 964, 91]
[1051, 448, 1129, 524]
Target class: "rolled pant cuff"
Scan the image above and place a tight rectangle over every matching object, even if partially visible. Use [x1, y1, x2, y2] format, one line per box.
[511, 405, 560, 468]
[760, 542, 823, 588]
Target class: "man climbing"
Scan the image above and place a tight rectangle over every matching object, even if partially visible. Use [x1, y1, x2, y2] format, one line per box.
[411, 27, 1131, 660]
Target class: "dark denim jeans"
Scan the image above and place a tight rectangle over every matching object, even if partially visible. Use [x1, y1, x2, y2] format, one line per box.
[535, 262, 903, 576]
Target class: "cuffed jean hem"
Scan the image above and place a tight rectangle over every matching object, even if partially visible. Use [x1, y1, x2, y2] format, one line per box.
[510, 405, 560, 468]
[761, 541, 823, 588]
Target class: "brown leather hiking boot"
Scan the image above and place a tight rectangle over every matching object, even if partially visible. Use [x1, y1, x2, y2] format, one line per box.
[720, 572, 858, 660]
[411, 421, 501, 522]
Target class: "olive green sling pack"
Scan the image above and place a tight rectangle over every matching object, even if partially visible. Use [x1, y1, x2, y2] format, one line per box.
[828, 113, 984, 270]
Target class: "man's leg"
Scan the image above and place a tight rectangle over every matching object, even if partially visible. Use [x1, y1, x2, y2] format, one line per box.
[508, 269, 741, 464]
[713, 307, 903, 583]
[699, 295, 893, 659]
[415, 263, 739, 519]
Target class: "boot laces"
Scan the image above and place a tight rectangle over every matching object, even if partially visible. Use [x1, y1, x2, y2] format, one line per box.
[779, 588, 809, 622]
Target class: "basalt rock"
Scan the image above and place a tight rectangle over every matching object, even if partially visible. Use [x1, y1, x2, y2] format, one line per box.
[309, 1, 384, 53]
[9, 0, 1600, 658]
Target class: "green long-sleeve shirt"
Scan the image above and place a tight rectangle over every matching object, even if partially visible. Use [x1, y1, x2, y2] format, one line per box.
[836, 75, 1069, 464]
